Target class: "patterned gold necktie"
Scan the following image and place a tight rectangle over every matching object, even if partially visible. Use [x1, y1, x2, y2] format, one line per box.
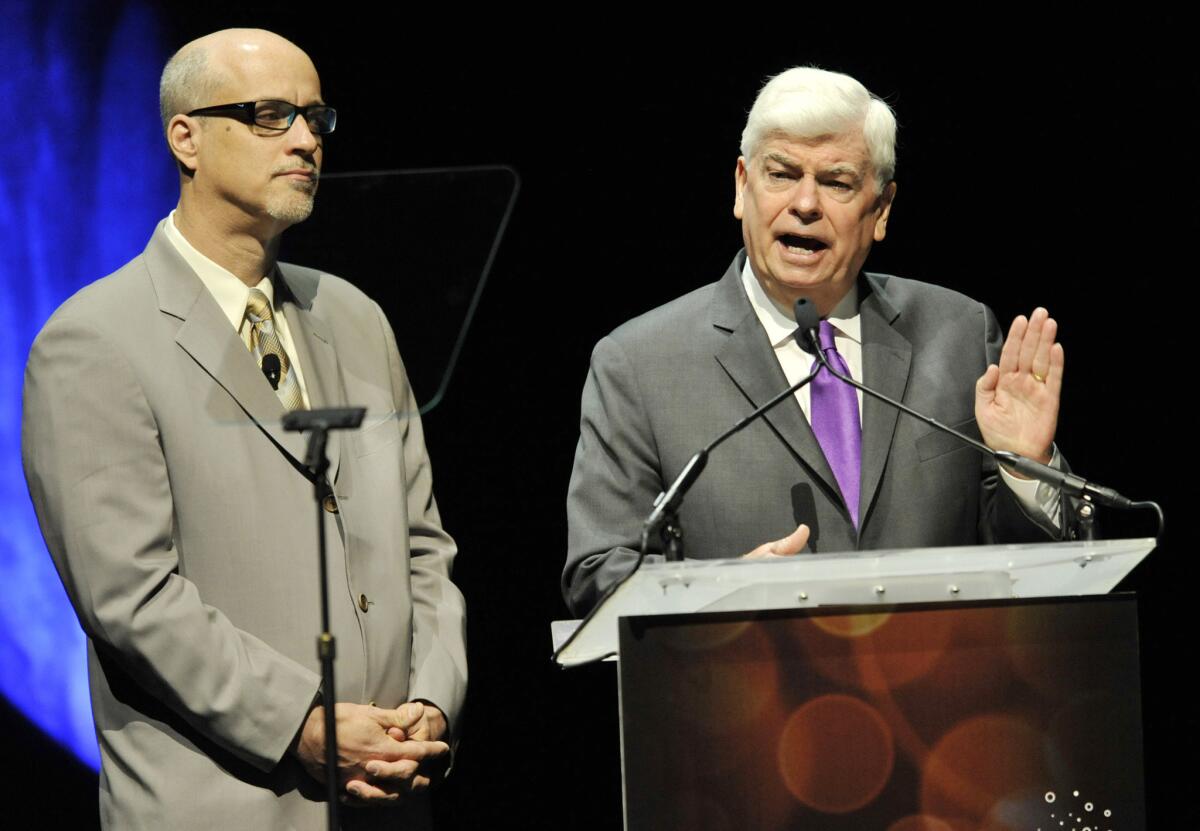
[244, 288, 305, 410]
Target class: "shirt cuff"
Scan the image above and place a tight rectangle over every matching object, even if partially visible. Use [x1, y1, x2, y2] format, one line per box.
[998, 444, 1064, 530]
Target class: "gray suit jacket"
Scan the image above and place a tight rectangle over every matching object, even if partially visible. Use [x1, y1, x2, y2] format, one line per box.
[564, 251, 1061, 615]
[22, 222, 466, 830]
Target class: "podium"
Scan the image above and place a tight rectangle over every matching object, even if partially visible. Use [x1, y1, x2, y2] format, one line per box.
[554, 539, 1154, 830]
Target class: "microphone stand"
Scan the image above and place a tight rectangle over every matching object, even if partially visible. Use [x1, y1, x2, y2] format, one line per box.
[645, 302, 826, 560]
[792, 298, 1160, 538]
[282, 406, 366, 831]
[645, 367, 823, 560]
[553, 357, 825, 666]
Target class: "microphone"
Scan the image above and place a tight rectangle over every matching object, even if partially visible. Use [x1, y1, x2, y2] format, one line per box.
[793, 296, 822, 351]
[791, 298, 1137, 511]
[643, 301, 825, 557]
[261, 354, 282, 390]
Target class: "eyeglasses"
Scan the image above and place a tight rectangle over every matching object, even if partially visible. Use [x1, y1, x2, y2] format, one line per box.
[186, 100, 337, 135]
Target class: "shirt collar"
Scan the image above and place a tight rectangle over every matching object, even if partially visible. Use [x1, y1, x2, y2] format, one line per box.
[163, 209, 277, 331]
[740, 257, 862, 348]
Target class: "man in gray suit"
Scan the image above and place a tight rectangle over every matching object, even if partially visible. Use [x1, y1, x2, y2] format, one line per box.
[22, 29, 465, 829]
[564, 66, 1068, 615]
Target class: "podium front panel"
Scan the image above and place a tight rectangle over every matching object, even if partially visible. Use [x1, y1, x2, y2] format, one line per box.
[618, 595, 1144, 831]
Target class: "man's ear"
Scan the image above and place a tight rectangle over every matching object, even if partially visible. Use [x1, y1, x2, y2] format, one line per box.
[733, 157, 748, 220]
[873, 180, 896, 242]
[167, 115, 201, 175]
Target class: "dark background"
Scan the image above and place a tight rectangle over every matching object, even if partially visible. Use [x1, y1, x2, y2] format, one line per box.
[6, 7, 1190, 828]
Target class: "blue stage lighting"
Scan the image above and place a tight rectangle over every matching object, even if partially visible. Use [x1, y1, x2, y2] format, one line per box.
[0, 0, 173, 768]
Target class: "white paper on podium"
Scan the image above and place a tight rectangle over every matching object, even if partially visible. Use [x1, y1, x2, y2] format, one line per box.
[553, 538, 1154, 666]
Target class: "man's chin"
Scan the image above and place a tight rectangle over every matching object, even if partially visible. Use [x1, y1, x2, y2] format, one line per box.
[763, 270, 857, 314]
[767, 268, 831, 297]
[266, 196, 315, 225]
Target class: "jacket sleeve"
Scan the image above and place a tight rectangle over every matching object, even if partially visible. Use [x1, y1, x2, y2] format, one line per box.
[376, 305, 467, 732]
[563, 335, 668, 617]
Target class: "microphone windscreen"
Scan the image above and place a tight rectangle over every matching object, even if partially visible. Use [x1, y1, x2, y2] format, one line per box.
[262, 354, 282, 389]
[790, 483, 820, 549]
[793, 297, 821, 353]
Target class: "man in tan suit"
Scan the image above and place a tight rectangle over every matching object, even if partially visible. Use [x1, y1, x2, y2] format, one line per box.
[22, 29, 466, 829]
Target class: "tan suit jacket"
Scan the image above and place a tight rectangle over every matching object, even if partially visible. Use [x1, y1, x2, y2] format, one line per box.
[22, 221, 466, 830]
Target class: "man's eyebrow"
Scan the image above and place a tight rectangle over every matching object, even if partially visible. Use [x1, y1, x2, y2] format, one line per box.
[258, 96, 327, 105]
[762, 155, 864, 180]
[763, 152, 799, 167]
[822, 164, 864, 180]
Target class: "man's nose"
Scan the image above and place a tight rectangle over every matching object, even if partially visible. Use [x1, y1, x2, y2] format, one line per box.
[286, 116, 319, 154]
[790, 176, 821, 220]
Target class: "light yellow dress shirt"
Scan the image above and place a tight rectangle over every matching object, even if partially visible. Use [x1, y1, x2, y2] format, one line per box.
[164, 211, 311, 408]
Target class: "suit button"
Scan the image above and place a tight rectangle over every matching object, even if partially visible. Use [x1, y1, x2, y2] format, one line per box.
[358, 594, 370, 613]
[322, 494, 339, 513]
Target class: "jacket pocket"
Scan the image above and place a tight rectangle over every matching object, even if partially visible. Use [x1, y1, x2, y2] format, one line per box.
[916, 417, 981, 462]
[354, 411, 401, 458]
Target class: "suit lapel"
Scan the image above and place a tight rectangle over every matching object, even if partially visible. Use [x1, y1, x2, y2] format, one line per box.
[278, 267, 346, 485]
[144, 226, 309, 474]
[710, 255, 842, 504]
[857, 275, 912, 531]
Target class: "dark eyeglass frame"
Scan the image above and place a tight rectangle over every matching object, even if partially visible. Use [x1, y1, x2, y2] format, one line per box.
[185, 100, 337, 135]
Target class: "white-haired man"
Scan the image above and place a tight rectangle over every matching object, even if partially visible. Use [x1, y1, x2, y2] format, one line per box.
[564, 67, 1068, 615]
[23, 29, 465, 829]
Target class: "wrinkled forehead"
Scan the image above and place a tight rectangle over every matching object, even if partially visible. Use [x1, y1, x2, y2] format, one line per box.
[755, 129, 873, 168]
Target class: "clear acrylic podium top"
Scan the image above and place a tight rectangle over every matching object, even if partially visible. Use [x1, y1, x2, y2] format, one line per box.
[553, 538, 1155, 666]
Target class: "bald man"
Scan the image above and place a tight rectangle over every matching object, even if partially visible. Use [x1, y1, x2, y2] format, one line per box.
[22, 29, 465, 829]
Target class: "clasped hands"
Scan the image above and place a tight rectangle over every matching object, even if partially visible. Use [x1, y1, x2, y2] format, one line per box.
[742, 307, 1063, 559]
[294, 700, 449, 806]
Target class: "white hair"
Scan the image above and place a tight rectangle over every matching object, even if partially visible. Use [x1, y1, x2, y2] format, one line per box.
[740, 66, 897, 187]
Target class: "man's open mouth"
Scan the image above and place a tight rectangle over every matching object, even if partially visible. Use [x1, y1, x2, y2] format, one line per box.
[779, 234, 828, 254]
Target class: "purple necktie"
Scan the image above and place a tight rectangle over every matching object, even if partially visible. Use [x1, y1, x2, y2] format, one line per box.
[810, 320, 861, 527]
